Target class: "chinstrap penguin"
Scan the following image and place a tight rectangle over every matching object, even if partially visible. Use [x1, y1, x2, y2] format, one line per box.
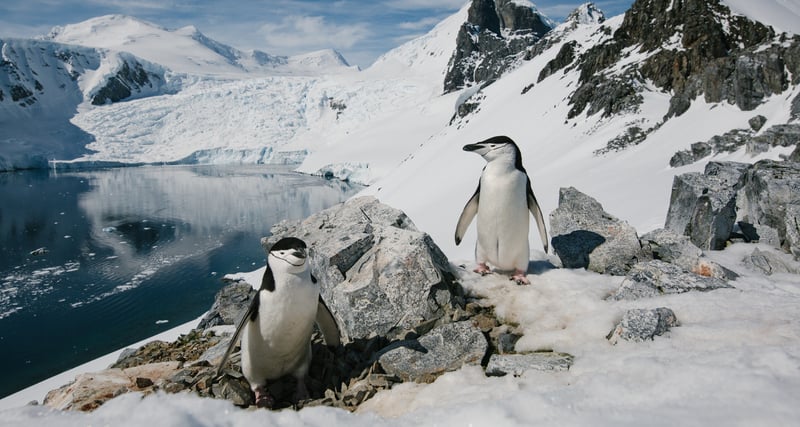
[455, 136, 549, 284]
[217, 237, 340, 408]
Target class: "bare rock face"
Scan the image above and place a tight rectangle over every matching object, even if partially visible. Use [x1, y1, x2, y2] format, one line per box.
[263, 196, 464, 343]
[665, 162, 746, 250]
[444, 0, 553, 93]
[550, 187, 647, 275]
[737, 160, 800, 259]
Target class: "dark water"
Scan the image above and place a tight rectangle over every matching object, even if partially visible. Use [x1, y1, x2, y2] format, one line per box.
[0, 165, 361, 398]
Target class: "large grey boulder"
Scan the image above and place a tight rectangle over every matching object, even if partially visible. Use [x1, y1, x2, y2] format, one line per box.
[550, 187, 647, 275]
[263, 196, 463, 342]
[607, 308, 679, 344]
[377, 321, 487, 383]
[737, 160, 800, 259]
[609, 260, 733, 301]
[664, 161, 747, 250]
[640, 228, 736, 280]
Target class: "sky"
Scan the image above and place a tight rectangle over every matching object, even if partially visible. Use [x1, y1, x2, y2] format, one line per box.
[0, 0, 635, 68]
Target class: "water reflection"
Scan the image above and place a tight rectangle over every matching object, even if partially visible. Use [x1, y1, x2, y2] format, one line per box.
[0, 165, 361, 398]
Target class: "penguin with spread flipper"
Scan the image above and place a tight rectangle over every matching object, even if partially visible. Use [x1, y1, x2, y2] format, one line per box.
[217, 237, 340, 408]
[455, 136, 549, 284]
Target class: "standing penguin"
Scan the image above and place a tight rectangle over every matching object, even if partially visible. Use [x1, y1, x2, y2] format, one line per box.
[217, 237, 340, 408]
[455, 136, 549, 284]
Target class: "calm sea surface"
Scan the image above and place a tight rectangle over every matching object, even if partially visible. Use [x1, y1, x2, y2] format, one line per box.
[0, 165, 361, 398]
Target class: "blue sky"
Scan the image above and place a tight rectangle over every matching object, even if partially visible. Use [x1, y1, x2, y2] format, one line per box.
[0, 0, 634, 68]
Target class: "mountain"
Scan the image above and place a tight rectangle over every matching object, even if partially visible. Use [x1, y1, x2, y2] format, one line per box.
[41, 15, 354, 76]
[444, 0, 555, 92]
[2, 0, 800, 423]
[0, 15, 356, 171]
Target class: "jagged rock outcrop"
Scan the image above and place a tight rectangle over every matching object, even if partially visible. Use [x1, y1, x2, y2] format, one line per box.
[90, 57, 164, 105]
[670, 123, 800, 167]
[550, 187, 647, 275]
[665, 161, 750, 250]
[444, 0, 553, 93]
[263, 196, 463, 343]
[737, 160, 800, 258]
[665, 158, 800, 259]
[567, 0, 800, 150]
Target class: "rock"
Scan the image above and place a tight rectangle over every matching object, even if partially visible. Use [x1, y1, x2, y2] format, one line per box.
[737, 160, 800, 258]
[664, 162, 746, 249]
[550, 187, 646, 275]
[43, 362, 181, 411]
[607, 308, 679, 344]
[608, 260, 733, 301]
[264, 196, 464, 343]
[749, 115, 767, 131]
[788, 144, 800, 162]
[444, 0, 553, 92]
[197, 282, 255, 330]
[747, 124, 800, 155]
[743, 247, 800, 275]
[377, 321, 487, 383]
[485, 352, 573, 377]
[640, 228, 736, 280]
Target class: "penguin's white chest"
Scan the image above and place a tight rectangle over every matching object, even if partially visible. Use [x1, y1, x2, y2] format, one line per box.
[242, 272, 318, 381]
[476, 165, 530, 270]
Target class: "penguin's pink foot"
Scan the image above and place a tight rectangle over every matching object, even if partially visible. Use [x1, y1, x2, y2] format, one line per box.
[510, 270, 530, 285]
[473, 263, 491, 275]
[254, 385, 275, 409]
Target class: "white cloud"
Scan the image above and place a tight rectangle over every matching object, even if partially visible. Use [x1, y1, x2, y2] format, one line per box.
[397, 16, 442, 30]
[258, 15, 370, 53]
[384, 0, 467, 11]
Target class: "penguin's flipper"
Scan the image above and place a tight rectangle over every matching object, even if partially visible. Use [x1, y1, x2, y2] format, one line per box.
[526, 179, 549, 253]
[215, 288, 260, 377]
[455, 184, 480, 245]
[315, 296, 340, 347]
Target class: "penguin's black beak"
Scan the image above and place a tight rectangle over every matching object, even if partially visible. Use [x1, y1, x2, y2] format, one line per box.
[463, 143, 482, 152]
[292, 249, 306, 259]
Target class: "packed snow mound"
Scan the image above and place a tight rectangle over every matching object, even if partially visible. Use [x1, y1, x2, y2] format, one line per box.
[722, 0, 800, 34]
[42, 15, 354, 76]
[367, 3, 468, 78]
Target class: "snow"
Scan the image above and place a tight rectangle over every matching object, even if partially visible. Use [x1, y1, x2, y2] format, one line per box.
[2, 0, 800, 425]
[722, 0, 800, 35]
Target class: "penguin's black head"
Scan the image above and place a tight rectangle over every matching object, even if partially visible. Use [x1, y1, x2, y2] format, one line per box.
[268, 237, 308, 268]
[463, 136, 524, 169]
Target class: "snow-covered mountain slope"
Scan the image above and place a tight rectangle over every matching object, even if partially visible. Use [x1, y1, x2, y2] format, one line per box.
[43, 15, 355, 76]
[353, 0, 800, 263]
[0, 37, 173, 170]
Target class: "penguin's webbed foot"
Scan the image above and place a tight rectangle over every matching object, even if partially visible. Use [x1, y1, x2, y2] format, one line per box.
[253, 385, 275, 409]
[473, 263, 491, 276]
[510, 270, 530, 285]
